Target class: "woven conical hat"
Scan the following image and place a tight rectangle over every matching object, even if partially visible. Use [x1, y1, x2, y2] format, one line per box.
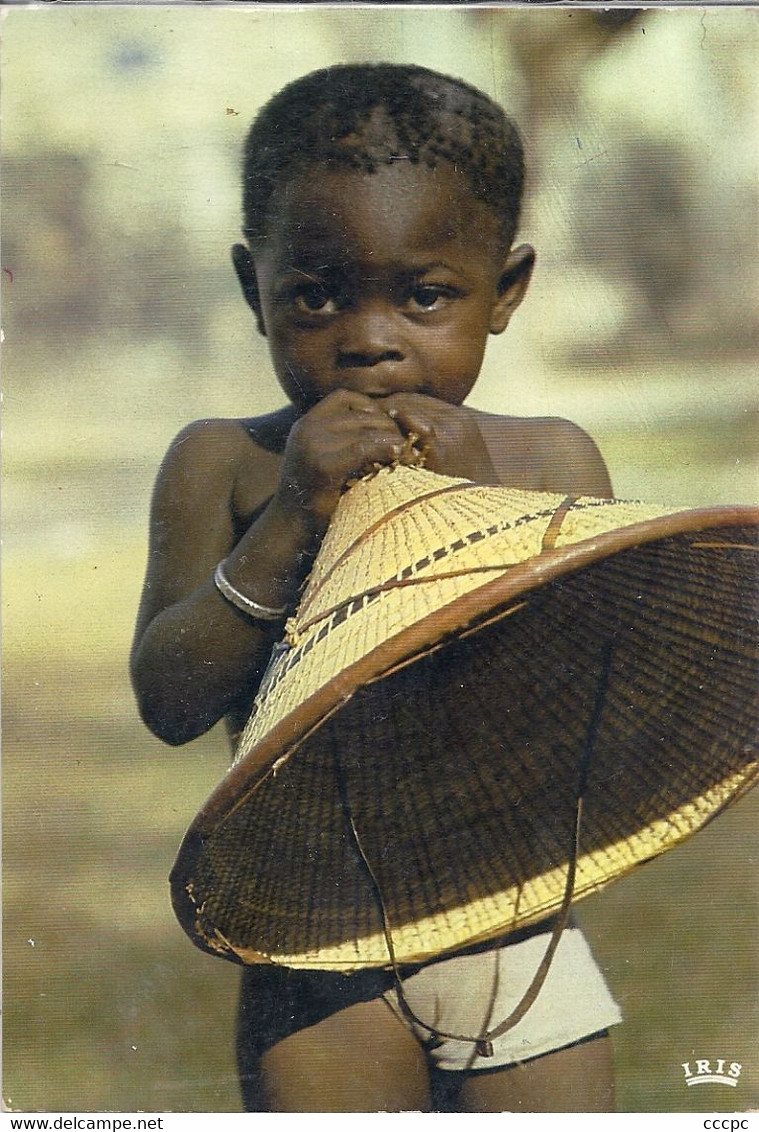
[171, 466, 759, 971]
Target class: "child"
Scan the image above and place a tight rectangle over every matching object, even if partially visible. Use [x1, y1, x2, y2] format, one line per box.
[131, 63, 621, 1113]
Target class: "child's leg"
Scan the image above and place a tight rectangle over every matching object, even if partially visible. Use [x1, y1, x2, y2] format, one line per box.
[237, 963, 428, 1111]
[454, 1031, 615, 1112]
[259, 996, 431, 1111]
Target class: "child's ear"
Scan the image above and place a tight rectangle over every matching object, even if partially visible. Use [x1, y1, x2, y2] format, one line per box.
[490, 244, 536, 334]
[231, 243, 266, 337]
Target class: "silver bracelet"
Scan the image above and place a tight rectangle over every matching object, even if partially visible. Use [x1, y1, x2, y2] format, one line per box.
[213, 561, 288, 622]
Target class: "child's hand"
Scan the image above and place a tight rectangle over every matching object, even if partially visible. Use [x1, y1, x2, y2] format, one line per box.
[276, 390, 405, 531]
[378, 393, 498, 484]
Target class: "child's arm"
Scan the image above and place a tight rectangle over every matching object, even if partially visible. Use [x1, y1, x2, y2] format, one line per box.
[130, 419, 302, 745]
[379, 395, 613, 498]
[130, 392, 405, 745]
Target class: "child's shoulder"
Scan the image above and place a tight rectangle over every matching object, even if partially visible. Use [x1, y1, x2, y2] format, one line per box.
[473, 409, 612, 497]
[155, 407, 295, 521]
[166, 406, 296, 458]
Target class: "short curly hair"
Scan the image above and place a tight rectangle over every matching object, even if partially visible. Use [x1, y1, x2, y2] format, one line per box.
[241, 63, 525, 248]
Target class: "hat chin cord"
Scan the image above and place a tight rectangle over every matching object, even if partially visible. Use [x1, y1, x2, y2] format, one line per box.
[335, 641, 615, 1060]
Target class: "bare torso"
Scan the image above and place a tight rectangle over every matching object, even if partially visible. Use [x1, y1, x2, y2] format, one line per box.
[230, 405, 610, 527]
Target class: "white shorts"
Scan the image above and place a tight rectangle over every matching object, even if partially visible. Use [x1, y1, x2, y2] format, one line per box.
[382, 926, 622, 1072]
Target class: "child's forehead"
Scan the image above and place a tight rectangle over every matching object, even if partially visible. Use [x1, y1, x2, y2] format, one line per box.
[261, 162, 501, 261]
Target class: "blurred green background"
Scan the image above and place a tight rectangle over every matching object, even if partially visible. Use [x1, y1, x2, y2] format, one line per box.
[2, 4, 757, 1114]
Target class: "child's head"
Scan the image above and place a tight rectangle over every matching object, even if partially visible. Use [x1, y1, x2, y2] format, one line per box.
[232, 63, 534, 412]
[241, 63, 525, 251]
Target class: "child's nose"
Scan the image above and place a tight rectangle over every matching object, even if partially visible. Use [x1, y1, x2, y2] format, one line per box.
[336, 303, 406, 370]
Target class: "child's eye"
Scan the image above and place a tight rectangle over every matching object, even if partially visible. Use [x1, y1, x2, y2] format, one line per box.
[292, 283, 338, 315]
[408, 284, 457, 312]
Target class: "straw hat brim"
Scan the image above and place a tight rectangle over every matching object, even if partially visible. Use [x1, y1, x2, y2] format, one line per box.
[171, 469, 759, 971]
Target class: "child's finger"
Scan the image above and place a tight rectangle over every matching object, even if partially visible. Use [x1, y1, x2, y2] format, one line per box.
[294, 417, 404, 476]
[380, 397, 436, 445]
[333, 405, 405, 437]
[347, 433, 406, 477]
[316, 388, 392, 418]
[304, 393, 404, 442]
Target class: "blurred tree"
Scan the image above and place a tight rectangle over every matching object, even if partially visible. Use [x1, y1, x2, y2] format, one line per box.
[475, 8, 644, 162]
[3, 153, 99, 343]
[467, 8, 758, 366]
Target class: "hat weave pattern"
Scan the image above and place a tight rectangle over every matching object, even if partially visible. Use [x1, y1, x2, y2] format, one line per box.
[172, 467, 759, 970]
